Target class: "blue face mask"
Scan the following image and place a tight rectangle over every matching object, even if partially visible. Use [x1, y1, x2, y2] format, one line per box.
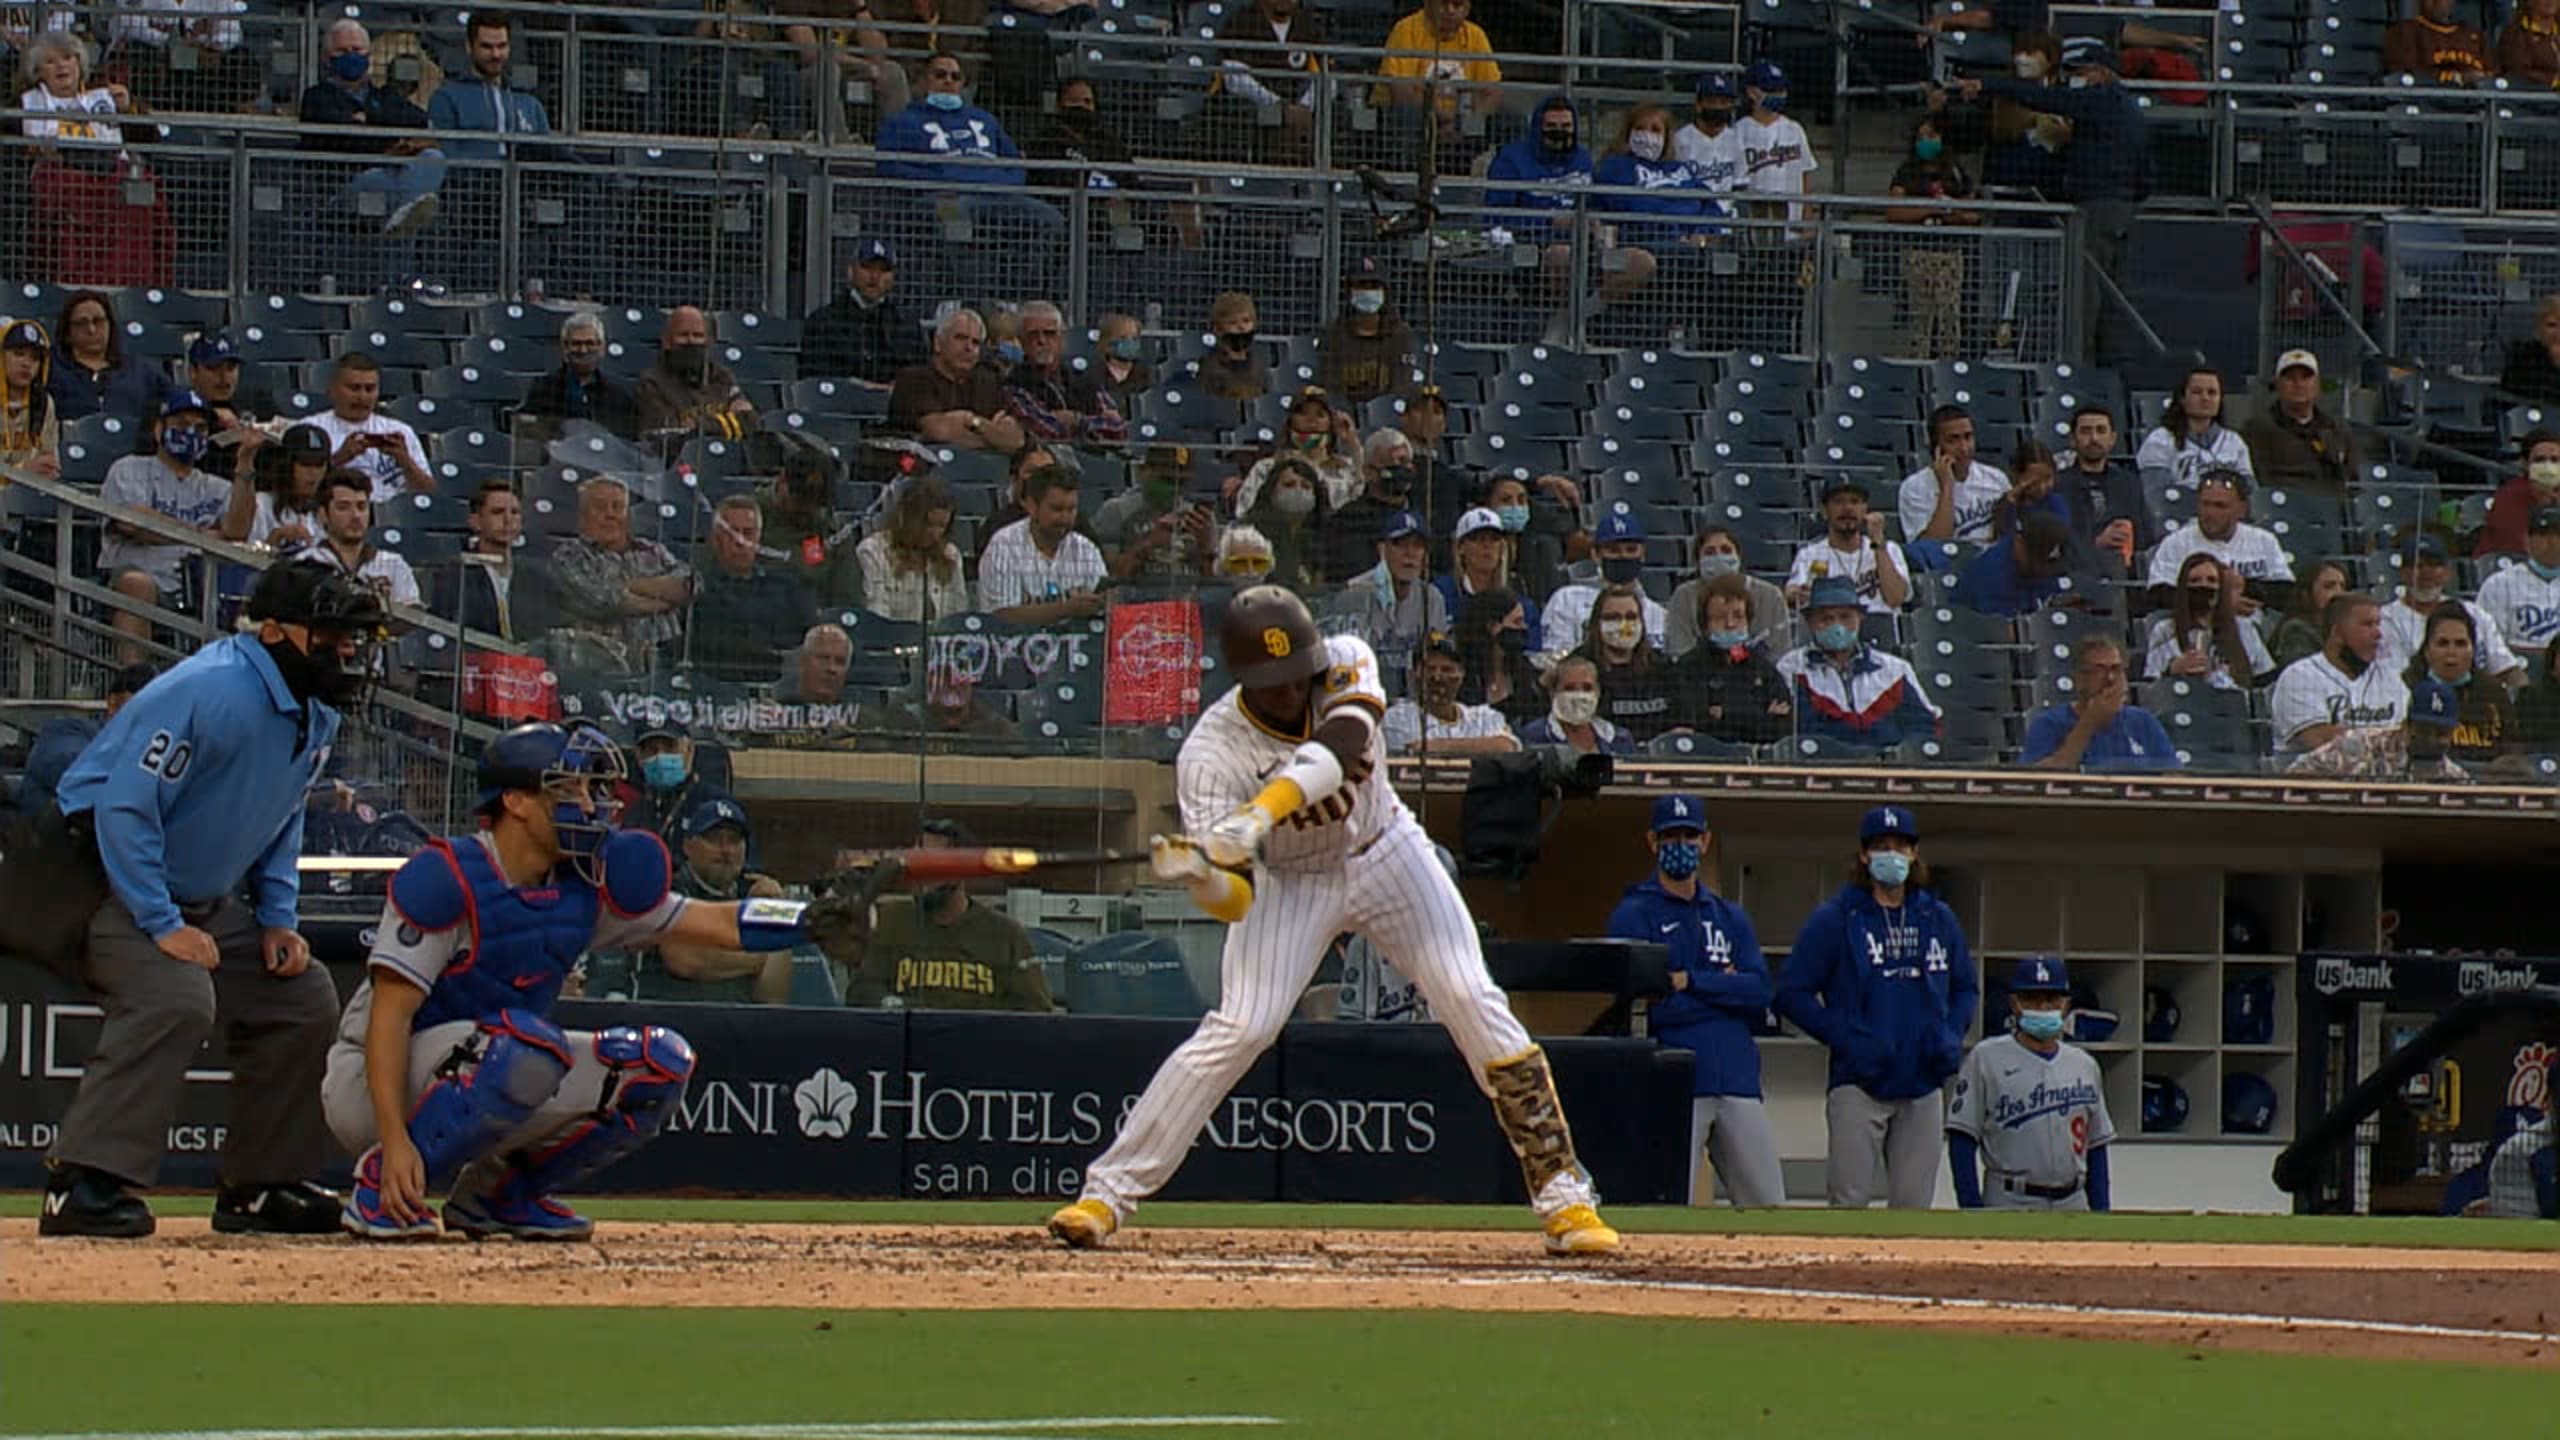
[993, 340, 1023, 366]
[1707, 629, 1750, 649]
[2016, 1009, 2067, 1041]
[1107, 337, 1142, 361]
[2531, 557, 2560, 582]
[1757, 92, 1787, 114]
[641, 753, 687, 790]
[925, 90, 966, 111]
[1865, 850, 1912, 888]
[160, 425, 208, 465]
[1814, 622, 1857, 652]
[329, 50, 371, 83]
[1656, 838, 1700, 880]
[1496, 503, 1530, 533]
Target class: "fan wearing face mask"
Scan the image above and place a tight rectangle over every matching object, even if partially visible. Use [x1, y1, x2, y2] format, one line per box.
[1559, 583, 1675, 742]
[1668, 572, 1793, 745]
[1675, 72, 1745, 195]
[2476, 429, 2560, 558]
[634, 305, 755, 446]
[2479, 506, 2560, 658]
[1316, 261, 1418, 406]
[99, 389, 233, 663]
[1666, 522, 1789, 657]
[1733, 60, 1816, 226]
[1946, 958, 2114, 1212]
[1516, 654, 1633, 756]
[2375, 530, 2526, 686]
[1589, 104, 1717, 326]
[1775, 577, 1943, 749]
[297, 17, 448, 267]
[1536, 502, 1669, 666]
[1198, 290, 1274, 401]
[1239, 456, 1331, 593]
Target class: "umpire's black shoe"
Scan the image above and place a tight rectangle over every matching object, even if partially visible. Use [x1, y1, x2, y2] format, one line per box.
[38, 1163, 154, 1239]
[211, 1180, 343, 1236]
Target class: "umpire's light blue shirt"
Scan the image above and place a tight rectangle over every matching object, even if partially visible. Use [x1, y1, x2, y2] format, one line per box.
[57, 635, 341, 939]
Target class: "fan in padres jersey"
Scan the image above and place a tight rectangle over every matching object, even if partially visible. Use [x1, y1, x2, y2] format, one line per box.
[1047, 586, 1619, 1255]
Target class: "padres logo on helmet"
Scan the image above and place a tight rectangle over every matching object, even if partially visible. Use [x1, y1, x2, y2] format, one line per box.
[1223, 586, 1328, 688]
[1263, 627, 1292, 659]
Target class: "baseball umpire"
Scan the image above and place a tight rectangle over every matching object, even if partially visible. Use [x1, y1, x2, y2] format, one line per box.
[22, 557, 385, 1237]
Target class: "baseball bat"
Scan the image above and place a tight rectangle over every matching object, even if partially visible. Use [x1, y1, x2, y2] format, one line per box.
[883, 846, 1150, 882]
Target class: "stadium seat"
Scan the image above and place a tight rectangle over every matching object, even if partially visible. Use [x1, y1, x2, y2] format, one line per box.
[1649, 732, 1751, 760]
[1927, 359, 2027, 412]
[1702, 468, 1807, 513]
[1784, 734, 1889, 763]
[714, 308, 803, 352]
[1600, 373, 1709, 412]
[1503, 343, 1607, 384]
[420, 363, 524, 412]
[1588, 402, 1690, 443]
[1699, 408, 1801, 452]
[385, 487, 470, 533]
[476, 300, 582, 341]
[1727, 352, 1817, 389]
[789, 378, 891, 419]
[1455, 433, 1567, 481]
[1609, 348, 1723, 387]
[1481, 399, 1582, 439]
[1829, 354, 1926, 397]
[1709, 375, 1802, 419]
[124, 286, 227, 334]
[232, 325, 328, 365]
[437, 425, 520, 470]
[456, 334, 549, 375]
[378, 394, 451, 430]
[231, 293, 344, 334]
[351, 295, 472, 336]
[1700, 501, 1799, 571]
[116, 317, 187, 361]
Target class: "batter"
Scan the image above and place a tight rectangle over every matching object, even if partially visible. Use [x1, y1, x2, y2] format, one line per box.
[1946, 956, 2115, 1212]
[1046, 586, 1619, 1255]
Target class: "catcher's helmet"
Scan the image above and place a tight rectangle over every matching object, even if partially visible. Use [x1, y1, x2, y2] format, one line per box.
[475, 721, 626, 813]
[1221, 584, 1329, 689]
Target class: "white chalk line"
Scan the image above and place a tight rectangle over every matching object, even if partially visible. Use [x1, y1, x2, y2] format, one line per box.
[0, 1418, 1284, 1440]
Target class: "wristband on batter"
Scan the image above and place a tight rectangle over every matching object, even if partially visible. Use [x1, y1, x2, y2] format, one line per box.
[1189, 868, 1254, 923]
[734, 896, 813, 952]
[1246, 740, 1346, 821]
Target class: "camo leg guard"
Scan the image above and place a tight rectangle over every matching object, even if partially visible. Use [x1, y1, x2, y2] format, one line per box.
[1485, 1045, 1585, 1203]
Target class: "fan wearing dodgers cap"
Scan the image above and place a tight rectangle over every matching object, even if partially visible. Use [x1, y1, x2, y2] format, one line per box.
[1328, 508, 1448, 701]
[1775, 805, 1978, 1209]
[99, 389, 233, 658]
[1946, 957, 2114, 1212]
[184, 332, 280, 482]
[1537, 502, 1669, 665]
[1609, 794, 1785, 1207]
[1674, 72, 1744, 195]
[2376, 530, 2524, 686]
[632, 796, 793, 1006]
[2477, 505, 2560, 656]
[2242, 349, 2354, 498]
[1436, 506, 1544, 642]
[1734, 60, 1816, 225]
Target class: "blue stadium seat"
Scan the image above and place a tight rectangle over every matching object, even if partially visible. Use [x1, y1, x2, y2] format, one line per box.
[63, 412, 138, 462]
[2350, 476, 2435, 545]
[1817, 381, 1920, 425]
[713, 340, 794, 385]
[1488, 369, 1591, 412]
[115, 316, 187, 361]
[476, 301, 581, 341]
[1830, 354, 1926, 396]
[1600, 373, 1708, 412]
[1809, 410, 1914, 460]
[766, 410, 866, 448]
[1649, 732, 1752, 759]
[789, 378, 891, 419]
[1588, 402, 1690, 443]
[437, 424, 519, 470]
[1928, 359, 2027, 411]
[1454, 433, 1567, 480]
[1130, 384, 1244, 442]
[1609, 348, 1723, 387]
[455, 333, 549, 375]
[377, 394, 452, 430]
[232, 293, 347, 334]
[123, 286, 227, 334]
[1702, 467, 1808, 513]
[351, 296, 472, 336]
[384, 487, 471, 533]
[420, 363, 524, 411]
[232, 324, 328, 365]
[1785, 734, 1890, 764]
[1726, 352, 1817, 389]
[1480, 399, 1581, 439]
[1699, 408, 1801, 452]
[1503, 343, 1607, 384]
[714, 308, 803, 352]
[2259, 486, 2347, 567]
[1709, 374, 1802, 418]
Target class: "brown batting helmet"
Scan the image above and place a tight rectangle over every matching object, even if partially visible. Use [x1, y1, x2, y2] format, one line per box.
[1222, 585, 1328, 688]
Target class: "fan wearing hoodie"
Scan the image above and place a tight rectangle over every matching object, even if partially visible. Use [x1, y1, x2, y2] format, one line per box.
[1775, 805, 1978, 1210]
[1487, 95, 1655, 345]
[0, 319, 61, 478]
[1607, 794, 1784, 1208]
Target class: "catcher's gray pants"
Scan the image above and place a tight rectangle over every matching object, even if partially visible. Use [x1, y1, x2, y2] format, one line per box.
[1825, 1084, 1943, 1209]
[1689, 1096, 1786, 1207]
[321, 1018, 619, 1161]
[49, 896, 340, 1188]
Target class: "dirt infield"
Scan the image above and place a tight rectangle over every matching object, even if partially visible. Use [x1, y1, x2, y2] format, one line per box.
[11, 1220, 2558, 1367]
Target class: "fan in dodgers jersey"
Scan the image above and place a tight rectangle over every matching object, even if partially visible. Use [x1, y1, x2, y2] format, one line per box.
[1047, 585, 1620, 1255]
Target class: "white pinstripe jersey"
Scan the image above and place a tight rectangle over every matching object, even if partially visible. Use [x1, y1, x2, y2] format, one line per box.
[1179, 634, 1404, 876]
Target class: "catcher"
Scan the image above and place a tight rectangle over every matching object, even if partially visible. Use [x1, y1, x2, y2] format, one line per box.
[321, 720, 891, 1240]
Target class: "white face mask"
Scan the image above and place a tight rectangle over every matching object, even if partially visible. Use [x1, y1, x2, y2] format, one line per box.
[1599, 618, 1643, 650]
[1348, 289, 1386, 315]
[2532, 460, 2560, 490]
[1627, 130, 1664, 161]
[1273, 486, 1315, 516]
[1552, 690, 1599, 725]
[2015, 54, 2047, 78]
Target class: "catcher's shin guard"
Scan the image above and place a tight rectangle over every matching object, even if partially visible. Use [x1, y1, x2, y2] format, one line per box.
[409, 1009, 575, 1189]
[510, 1024, 696, 1196]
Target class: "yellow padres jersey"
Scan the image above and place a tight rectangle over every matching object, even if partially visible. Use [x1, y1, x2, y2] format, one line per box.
[1178, 634, 1403, 875]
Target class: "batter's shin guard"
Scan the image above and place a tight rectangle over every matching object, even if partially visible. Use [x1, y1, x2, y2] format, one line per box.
[1485, 1045, 1584, 1203]
[408, 1010, 575, 1190]
[511, 1025, 696, 1196]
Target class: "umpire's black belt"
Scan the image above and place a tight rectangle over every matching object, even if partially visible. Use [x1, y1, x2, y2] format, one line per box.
[1997, 1176, 2082, 1200]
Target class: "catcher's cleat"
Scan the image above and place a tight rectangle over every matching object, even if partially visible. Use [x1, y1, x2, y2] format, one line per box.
[1046, 1197, 1118, 1249]
[1543, 1204, 1620, 1256]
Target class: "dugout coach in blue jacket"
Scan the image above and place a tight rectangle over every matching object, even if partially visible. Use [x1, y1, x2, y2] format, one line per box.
[1776, 805, 1979, 1209]
[1608, 794, 1785, 1207]
[26, 558, 386, 1238]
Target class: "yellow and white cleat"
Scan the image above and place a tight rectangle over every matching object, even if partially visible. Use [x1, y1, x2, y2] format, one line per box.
[1543, 1204, 1621, 1256]
[1046, 1198, 1119, 1249]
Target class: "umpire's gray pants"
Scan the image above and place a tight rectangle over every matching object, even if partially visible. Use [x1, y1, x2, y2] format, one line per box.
[49, 896, 339, 1188]
[1824, 1084, 1943, 1209]
[1690, 1096, 1786, 1208]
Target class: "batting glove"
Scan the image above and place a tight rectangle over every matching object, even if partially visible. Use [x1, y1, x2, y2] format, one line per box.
[1201, 805, 1271, 870]
[1150, 833, 1211, 883]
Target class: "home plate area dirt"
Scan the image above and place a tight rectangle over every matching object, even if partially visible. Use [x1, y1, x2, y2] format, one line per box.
[13, 1221, 2559, 1367]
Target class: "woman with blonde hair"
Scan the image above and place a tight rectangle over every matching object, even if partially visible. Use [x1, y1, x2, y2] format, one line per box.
[20, 32, 172, 286]
[857, 473, 972, 621]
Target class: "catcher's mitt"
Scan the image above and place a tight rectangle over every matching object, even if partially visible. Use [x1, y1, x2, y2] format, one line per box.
[802, 855, 904, 966]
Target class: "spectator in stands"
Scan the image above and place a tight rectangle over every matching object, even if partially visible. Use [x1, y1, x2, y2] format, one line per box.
[2242, 350, 2353, 499]
[1215, 524, 1275, 580]
[99, 391, 228, 659]
[1005, 299, 1126, 447]
[1950, 510, 2076, 618]
[1211, 0, 1324, 162]
[1787, 477, 1912, 616]
[297, 471, 422, 611]
[1236, 386, 1361, 513]
[1436, 507, 1540, 641]
[519, 311, 642, 442]
[634, 306, 754, 444]
[1900, 404, 2014, 546]
[1668, 523, 1788, 658]
[758, 443, 866, 612]
[1778, 577, 1943, 749]
[185, 335, 276, 484]
[2377, 530, 2524, 685]
[1195, 292, 1272, 401]
[875, 53, 1061, 301]
[2143, 468, 2292, 614]
[1383, 634, 1520, 755]
[887, 309, 1026, 454]
[2271, 591, 2407, 756]
[2023, 636, 2179, 772]
[0, 318, 59, 478]
[1316, 263, 1417, 406]
[2517, 639, 2560, 747]
[854, 657, 1017, 748]
[1518, 654, 1633, 755]
[1027, 78, 1151, 197]
[2476, 429, 2560, 557]
[221, 424, 325, 549]
[2289, 674, 2467, 780]
[979, 464, 1106, 624]
[552, 476, 694, 672]
[2060, 405, 2149, 567]
[776, 623, 854, 706]
[1589, 98, 1717, 270]
[2002, 440, 2081, 553]
[634, 797, 792, 1005]
[2480, 508, 2560, 656]
[1567, 582, 1674, 742]
[1096, 447, 1214, 582]
[1089, 313, 1156, 407]
[1377, 0, 1501, 163]
[1240, 455, 1331, 594]
[1488, 96, 1636, 347]
[301, 354, 432, 503]
[1668, 573, 1792, 745]
[609, 718, 707, 852]
[20, 32, 172, 289]
[48, 290, 167, 425]
[2137, 365, 2253, 502]
[2269, 559, 2351, 669]
[856, 473, 971, 622]
[2501, 0, 2560, 86]
[1675, 73, 1744, 194]
[2145, 552, 2275, 692]
[426, 10, 550, 160]
[1959, 43, 2145, 367]
[299, 19, 447, 267]
[2385, 0, 2495, 84]
[1318, 429, 1417, 583]
[783, 0, 910, 141]
[99, 0, 257, 115]
[2499, 296, 2560, 405]
[2405, 602, 2523, 766]
[1478, 474, 1569, 609]
[1541, 505, 1669, 663]
[689, 494, 814, 683]
[1454, 586, 1540, 728]
[1882, 114, 1979, 360]
[1330, 511, 1447, 699]
[17, 661, 153, 817]
[430, 480, 523, 640]
[801, 239, 927, 386]
[847, 819, 1053, 1010]
[980, 308, 1022, 382]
